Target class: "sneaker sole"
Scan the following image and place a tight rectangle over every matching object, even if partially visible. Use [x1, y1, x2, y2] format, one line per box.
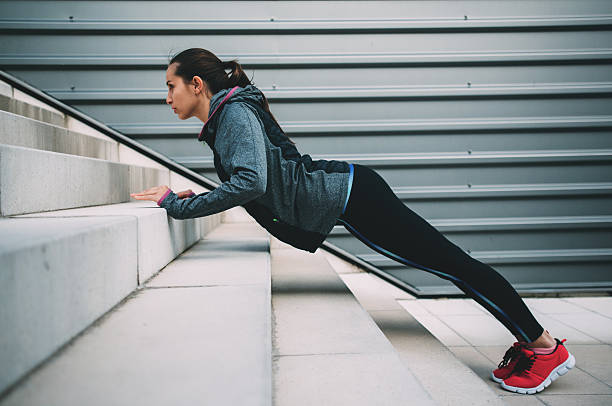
[490, 372, 504, 384]
[500, 353, 576, 394]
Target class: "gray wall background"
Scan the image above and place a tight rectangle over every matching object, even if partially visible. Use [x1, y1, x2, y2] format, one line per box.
[1, 0, 611, 296]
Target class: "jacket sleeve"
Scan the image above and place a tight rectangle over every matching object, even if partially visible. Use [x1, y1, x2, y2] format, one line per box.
[158, 103, 267, 219]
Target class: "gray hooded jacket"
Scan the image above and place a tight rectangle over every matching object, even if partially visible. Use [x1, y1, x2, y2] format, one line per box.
[158, 84, 353, 252]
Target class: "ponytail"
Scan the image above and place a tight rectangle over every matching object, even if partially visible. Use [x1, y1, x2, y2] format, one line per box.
[169, 48, 296, 145]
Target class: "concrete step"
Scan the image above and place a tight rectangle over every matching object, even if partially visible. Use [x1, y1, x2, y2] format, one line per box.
[14, 200, 215, 283]
[0, 90, 65, 127]
[0, 143, 169, 216]
[270, 237, 436, 405]
[0, 213, 270, 405]
[321, 250, 509, 406]
[0, 201, 219, 396]
[0, 106, 179, 176]
[0, 79, 185, 184]
[0, 108, 118, 161]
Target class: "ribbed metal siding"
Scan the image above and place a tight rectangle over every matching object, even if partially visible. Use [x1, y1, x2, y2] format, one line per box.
[1, 0, 611, 296]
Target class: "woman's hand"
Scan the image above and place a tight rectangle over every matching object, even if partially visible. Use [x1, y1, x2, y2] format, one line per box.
[130, 185, 170, 203]
[176, 189, 194, 199]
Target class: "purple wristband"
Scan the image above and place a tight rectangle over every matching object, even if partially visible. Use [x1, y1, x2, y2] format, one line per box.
[188, 191, 196, 197]
[157, 189, 172, 206]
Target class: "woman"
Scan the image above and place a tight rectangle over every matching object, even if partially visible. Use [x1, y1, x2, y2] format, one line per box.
[131, 48, 575, 395]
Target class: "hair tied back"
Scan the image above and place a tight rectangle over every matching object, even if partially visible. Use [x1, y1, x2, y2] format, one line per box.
[168, 48, 297, 145]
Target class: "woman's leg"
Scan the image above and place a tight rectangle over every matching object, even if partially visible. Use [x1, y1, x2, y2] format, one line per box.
[338, 163, 545, 344]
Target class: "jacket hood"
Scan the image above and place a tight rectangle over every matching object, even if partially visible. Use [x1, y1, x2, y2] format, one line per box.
[198, 84, 265, 143]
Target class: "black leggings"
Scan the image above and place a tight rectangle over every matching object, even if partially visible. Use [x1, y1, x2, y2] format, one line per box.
[338, 163, 544, 343]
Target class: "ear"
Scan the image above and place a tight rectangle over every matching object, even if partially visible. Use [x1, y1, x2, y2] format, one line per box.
[191, 75, 205, 95]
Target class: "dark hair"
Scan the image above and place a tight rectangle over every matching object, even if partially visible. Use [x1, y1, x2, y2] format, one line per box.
[169, 48, 296, 145]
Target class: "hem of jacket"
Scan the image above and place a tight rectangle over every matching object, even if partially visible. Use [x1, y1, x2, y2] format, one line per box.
[157, 188, 173, 206]
[275, 169, 350, 253]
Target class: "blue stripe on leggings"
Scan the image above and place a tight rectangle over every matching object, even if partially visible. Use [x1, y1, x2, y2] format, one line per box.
[337, 217, 531, 342]
[342, 163, 354, 215]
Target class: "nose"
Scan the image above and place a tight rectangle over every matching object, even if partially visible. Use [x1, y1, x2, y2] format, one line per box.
[166, 94, 172, 105]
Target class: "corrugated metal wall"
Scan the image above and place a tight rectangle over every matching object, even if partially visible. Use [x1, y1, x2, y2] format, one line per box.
[1, 0, 611, 296]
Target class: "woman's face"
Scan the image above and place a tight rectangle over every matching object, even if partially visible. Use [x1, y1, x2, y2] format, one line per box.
[165, 62, 208, 120]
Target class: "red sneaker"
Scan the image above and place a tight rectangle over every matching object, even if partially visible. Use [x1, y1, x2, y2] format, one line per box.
[491, 341, 528, 383]
[501, 338, 576, 394]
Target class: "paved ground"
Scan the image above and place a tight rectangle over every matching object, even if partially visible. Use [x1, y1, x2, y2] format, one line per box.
[399, 295, 612, 405]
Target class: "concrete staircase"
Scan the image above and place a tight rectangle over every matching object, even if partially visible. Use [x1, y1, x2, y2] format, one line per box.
[323, 251, 510, 405]
[0, 77, 221, 400]
[0, 76, 511, 405]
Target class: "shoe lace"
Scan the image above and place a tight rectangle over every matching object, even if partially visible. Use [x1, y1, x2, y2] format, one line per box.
[511, 353, 537, 375]
[497, 344, 523, 369]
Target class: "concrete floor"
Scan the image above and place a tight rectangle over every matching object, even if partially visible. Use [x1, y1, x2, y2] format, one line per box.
[399, 296, 612, 405]
[322, 248, 612, 405]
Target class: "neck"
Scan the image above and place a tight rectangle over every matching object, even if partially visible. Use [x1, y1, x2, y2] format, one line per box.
[194, 95, 212, 123]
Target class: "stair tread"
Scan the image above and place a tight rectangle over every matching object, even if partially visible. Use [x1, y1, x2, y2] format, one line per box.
[330, 266, 507, 406]
[0, 221, 272, 406]
[15, 200, 176, 219]
[0, 92, 64, 127]
[0, 215, 133, 253]
[0, 109, 117, 160]
[270, 238, 436, 405]
[0, 143, 168, 216]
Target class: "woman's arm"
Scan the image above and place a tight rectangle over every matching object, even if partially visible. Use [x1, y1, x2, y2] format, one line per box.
[157, 103, 267, 219]
[131, 188, 202, 203]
